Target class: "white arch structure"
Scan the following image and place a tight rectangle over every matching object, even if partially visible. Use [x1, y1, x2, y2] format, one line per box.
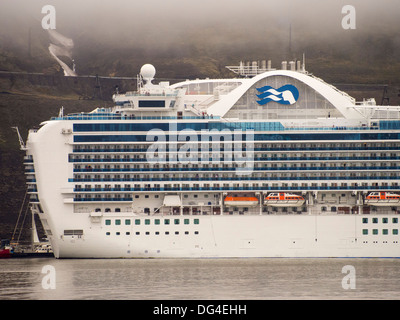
[204, 70, 362, 119]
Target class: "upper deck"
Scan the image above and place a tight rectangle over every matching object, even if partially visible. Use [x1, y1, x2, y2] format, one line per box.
[46, 62, 400, 129]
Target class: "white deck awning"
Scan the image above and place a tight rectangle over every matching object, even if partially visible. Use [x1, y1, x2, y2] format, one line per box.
[163, 195, 181, 207]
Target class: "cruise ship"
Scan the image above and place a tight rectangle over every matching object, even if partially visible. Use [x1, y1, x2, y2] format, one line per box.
[22, 60, 400, 258]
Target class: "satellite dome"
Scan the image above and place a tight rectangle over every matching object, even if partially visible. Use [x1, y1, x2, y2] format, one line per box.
[140, 64, 156, 83]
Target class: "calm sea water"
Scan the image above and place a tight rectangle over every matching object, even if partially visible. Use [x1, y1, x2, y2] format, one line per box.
[0, 258, 399, 300]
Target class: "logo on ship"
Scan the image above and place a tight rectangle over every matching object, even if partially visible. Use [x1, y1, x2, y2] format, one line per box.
[256, 84, 299, 105]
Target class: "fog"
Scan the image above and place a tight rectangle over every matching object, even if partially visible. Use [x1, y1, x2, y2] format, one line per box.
[3, 0, 400, 43]
[1, 0, 400, 77]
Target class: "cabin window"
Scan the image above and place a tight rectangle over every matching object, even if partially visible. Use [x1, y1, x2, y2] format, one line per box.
[393, 218, 398, 224]
[362, 229, 368, 235]
[105, 219, 111, 225]
[139, 100, 165, 108]
[362, 218, 368, 224]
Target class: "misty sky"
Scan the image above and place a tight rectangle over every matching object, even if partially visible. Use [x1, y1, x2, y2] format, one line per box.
[1, 0, 400, 77]
[2, 0, 400, 38]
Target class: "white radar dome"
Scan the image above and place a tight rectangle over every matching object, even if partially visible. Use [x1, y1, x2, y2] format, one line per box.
[140, 64, 156, 83]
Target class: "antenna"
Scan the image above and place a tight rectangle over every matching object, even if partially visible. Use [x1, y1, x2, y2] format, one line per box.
[289, 24, 292, 57]
[381, 85, 390, 105]
[28, 27, 31, 58]
[93, 74, 103, 100]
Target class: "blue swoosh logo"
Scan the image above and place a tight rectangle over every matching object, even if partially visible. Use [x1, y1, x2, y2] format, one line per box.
[256, 84, 299, 105]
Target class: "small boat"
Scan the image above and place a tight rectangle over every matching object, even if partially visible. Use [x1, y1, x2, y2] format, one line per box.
[264, 193, 305, 207]
[364, 192, 400, 206]
[35, 243, 53, 254]
[224, 196, 258, 207]
[0, 248, 11, 259]
[0, 239, 12, 259]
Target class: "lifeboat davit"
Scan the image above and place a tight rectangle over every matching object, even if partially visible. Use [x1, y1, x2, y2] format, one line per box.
[264, 193, 305, 207]
[224, 196, 258, 207]
[364, 192, 400, 206]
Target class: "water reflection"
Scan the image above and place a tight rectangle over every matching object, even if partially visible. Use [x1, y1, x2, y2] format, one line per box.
[0, 258, 399, 300]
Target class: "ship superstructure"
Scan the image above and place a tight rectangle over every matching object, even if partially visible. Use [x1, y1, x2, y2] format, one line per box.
[24, 61, 400, 258]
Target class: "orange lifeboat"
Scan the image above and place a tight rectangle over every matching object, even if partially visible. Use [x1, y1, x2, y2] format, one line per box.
[224, 196, 258, 207]
[364, 192, 400, 206]
[264, 193, 305, 207]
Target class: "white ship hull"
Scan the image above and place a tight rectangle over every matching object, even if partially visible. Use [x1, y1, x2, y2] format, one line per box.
[48, 213, 400, 259]
[23, 63, 400, 259]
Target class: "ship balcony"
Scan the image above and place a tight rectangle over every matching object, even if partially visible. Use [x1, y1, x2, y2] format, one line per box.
[23, 156, 33, 163]
[71, 174, 399, 184]
[27, 185, 38, 193]
[69, 175, 400, 184]
[71, 165, 400, 173]
[29, 195, 40, 203]
[25, 175, 37, 185]
[72, 197, 133, 202]
[69, 155, 400, 163]
[70, 185, 400, 194]
[123, 91, 179, 97]
[24, 167, 35, 173]
[71, 145, 400, 153]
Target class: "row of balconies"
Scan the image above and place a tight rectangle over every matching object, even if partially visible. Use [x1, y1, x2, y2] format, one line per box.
[72, 142, 400, 153]
[69, 154, 400, 163]
[69, 186, 400, 203]
[70, 171, 400, 182]
[71, 184, 400, 194]
[73, 164, 400, 176]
